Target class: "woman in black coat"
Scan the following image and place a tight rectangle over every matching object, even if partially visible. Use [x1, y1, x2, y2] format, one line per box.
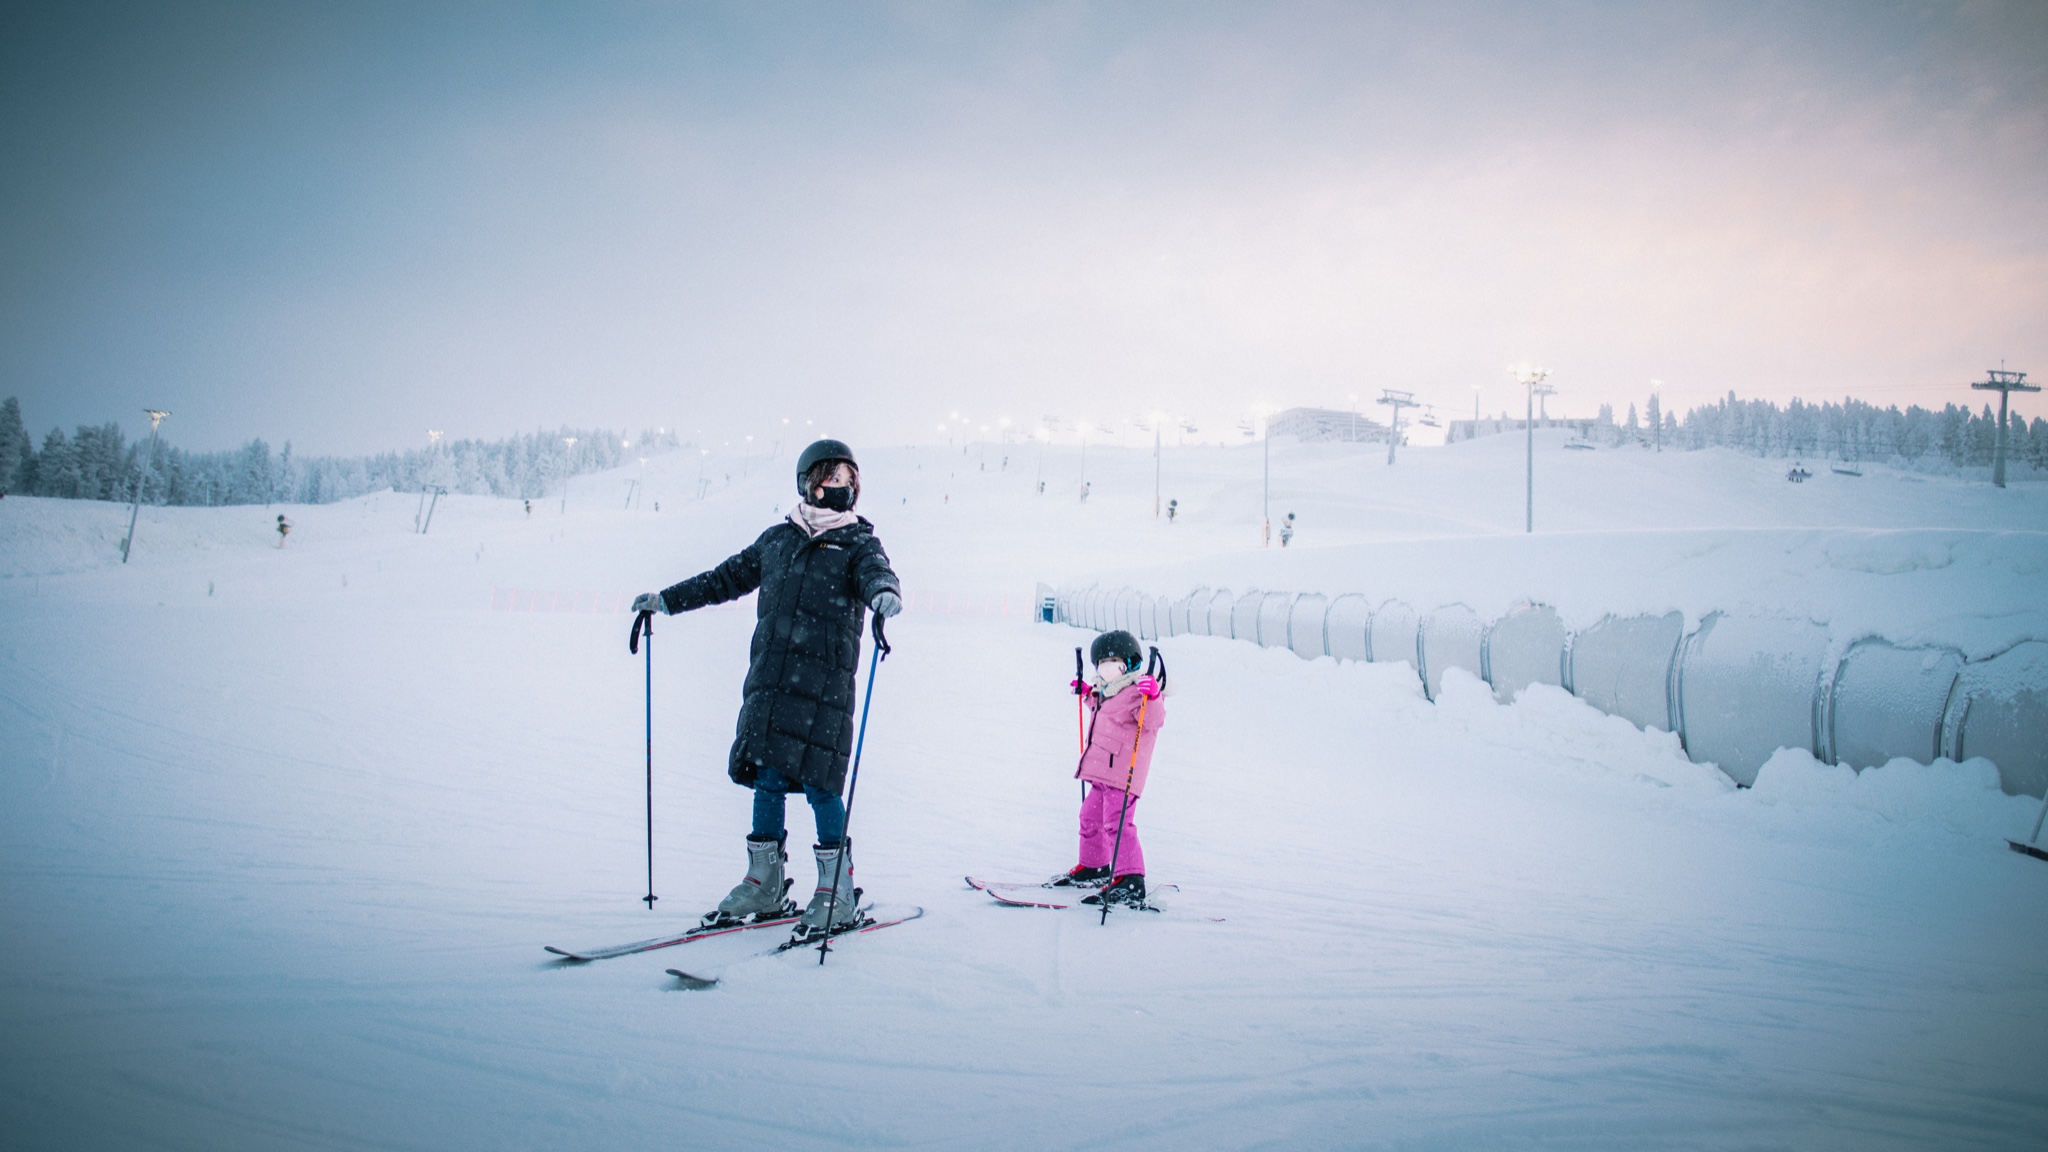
[632, 439, 900, 937]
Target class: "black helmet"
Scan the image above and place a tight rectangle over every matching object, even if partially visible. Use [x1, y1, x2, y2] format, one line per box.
[796, 439, 858, 497]
[1090, 630, 1142, 671]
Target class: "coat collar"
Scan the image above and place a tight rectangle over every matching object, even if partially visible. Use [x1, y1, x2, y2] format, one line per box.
[780, 515, 871, 545]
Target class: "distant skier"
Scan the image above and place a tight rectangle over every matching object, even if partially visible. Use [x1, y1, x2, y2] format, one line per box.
[1166, 498, 1177, 524]
[630, 440, 902, 941]
[1052, 630, 1166, 908]
[1279, 512, 1295, 547]
[275, 514, 291, 548]
[1080, 481, 1091, 503]
[524, 499, 532, 519]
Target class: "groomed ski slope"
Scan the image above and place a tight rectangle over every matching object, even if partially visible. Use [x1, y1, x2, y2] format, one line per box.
[3, 433, 2046, 1151]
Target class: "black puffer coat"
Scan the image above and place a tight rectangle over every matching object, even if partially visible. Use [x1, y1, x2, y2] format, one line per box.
[659, 517, 900, 794]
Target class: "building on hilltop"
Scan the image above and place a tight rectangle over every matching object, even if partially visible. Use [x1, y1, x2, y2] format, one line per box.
[1268, 407, 1388, 443]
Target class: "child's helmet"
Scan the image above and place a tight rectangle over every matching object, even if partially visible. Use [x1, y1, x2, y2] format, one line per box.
[795, 439, 858, 497]
[1090, 630, 1142, 671]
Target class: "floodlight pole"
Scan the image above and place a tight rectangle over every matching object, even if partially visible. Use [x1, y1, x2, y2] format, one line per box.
[561, 437, 577, 513]
[1511, 367, 1551, 533]
[121, 410, 170, 563]
[1262, 413, 1271, 546]
[1972, 367, 2038, 488]
[1154, 421, 1162, 519]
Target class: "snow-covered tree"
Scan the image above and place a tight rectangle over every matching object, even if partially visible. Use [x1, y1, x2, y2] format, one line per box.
[0, 398, 29, 491]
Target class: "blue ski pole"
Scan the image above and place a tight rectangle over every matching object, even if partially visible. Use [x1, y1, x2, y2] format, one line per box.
[819, 614, 890, 963]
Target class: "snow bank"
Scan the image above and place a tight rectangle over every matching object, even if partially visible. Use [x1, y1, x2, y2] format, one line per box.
[7, 438, 2048, 1150]
[1749, 748, 2038, 843]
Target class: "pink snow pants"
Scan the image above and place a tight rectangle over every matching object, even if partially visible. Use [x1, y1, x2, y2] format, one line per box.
[1078, 783, 1144, 876]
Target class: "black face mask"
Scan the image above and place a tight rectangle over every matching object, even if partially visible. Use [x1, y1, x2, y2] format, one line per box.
[812, 484, 855, 512]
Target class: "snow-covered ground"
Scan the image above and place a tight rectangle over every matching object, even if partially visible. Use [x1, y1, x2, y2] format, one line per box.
[3, 435, 2045, 1150]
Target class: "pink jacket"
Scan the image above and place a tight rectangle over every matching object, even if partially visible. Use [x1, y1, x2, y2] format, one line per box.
[1076, 682, 1166, 797]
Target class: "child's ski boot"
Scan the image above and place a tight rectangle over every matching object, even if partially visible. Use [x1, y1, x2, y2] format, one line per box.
[699, 835, 797, 929]
[1049, 864, 1111, 888]
[1081, 874, 1146, 908]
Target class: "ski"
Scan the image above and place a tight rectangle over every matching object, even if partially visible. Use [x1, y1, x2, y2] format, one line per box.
[965, 874, 1103, 894]
[967, 876, 1174, 911]
[988, 887, 1168, 912]
[667, 904, 924, 989]
[2010, 839, 2048, 863]
[544, 910, 800, 962]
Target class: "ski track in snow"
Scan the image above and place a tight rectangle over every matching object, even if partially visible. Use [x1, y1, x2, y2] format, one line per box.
[2, 436, 2046, 1150]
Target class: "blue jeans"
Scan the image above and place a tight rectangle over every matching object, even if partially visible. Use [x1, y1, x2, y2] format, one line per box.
[751, 766, 847, 845]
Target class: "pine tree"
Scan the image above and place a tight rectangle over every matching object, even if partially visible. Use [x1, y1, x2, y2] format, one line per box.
[35, 427, 76, 497]
[0, 397, 29, 491]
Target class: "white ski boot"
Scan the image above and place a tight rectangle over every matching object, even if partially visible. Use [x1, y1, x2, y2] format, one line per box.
[702, 835, 796, 928]
[792, 841, 864, 941]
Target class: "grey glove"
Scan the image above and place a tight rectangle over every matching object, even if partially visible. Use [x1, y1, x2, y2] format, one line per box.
[632, 591, 666, 615]
[870, 590, 902, 618]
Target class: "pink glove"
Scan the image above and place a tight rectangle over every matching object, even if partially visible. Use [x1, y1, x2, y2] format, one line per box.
[1134, 675, 1160, 699]
[1070, 677, 1090, 695]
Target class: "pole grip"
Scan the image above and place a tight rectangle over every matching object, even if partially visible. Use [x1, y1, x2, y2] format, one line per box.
[630, 609, 653, 654]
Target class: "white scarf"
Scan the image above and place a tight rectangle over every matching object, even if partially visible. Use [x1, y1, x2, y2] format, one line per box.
[1092, 667, 1145, 698]
[1092, 665, 1173, 699]
[788, 503, 858, 538]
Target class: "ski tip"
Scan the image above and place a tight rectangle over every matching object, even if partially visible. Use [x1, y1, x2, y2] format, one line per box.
[543, 946, 590, 962]
[2009, 840, 2048, 862]
[667, 968, 720, 989]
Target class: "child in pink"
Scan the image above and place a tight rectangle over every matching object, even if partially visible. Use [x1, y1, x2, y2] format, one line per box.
[1055, 629, 1165, 907]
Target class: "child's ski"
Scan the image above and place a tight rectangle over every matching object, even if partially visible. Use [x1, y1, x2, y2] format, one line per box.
[544, 913, 800, 962]
[967, 876, 1175, 911]
[964, 875, 1093, 894]
[667, 905, 924, 989]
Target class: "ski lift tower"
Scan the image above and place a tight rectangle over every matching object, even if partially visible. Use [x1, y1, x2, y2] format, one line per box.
[1376, 390, 1416, 465]
[1971, 367, 2038, 488]
[1510, 365, 1551, 533]
[121, 409, 171, 563]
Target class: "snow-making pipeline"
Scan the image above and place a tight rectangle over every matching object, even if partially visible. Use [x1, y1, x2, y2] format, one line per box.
[1045, 583, 2048, 798]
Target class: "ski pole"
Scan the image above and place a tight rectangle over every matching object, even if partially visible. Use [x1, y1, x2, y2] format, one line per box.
[1075, 646, 1087, 803]
[819, 612, 891, 963]
[630, 610, 657, 910]
[1101, 646, 1162, 926]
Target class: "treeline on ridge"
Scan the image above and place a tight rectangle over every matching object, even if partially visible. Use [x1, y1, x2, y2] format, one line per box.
[0, 398, 680, 506]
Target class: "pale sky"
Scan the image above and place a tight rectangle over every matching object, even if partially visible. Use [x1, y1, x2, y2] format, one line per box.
[3, 1, 2044, 454]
